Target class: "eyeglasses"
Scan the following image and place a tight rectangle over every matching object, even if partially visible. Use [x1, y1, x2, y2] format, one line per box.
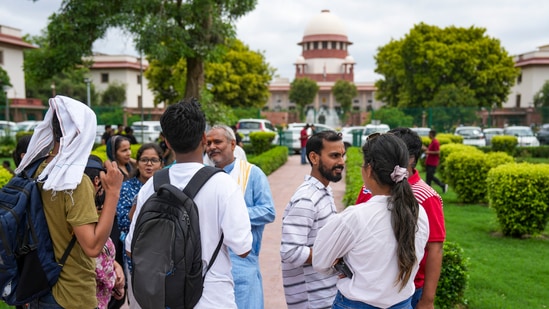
[138, 158, 161, 164]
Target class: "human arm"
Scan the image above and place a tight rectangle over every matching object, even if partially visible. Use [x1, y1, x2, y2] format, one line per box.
[312, 212, 355, 274]
[112, 260, 125, 300]
[73, 160, 123, 257]
[280, 198, 315, 267]
[246, 167, 276, 226]
[221, 180, 253, 258]
[416, 242, 443, 309]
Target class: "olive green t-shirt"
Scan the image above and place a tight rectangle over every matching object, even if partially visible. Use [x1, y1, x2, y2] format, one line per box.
[36, 161, 99, 308]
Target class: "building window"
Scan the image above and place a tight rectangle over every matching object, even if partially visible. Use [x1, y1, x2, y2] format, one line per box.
[137, 74, 142, 84]
[331, 42, 336, 49]
[313, 42, 318, 50]
[322, 41, 328, 49]
[0, 50, 3, 65]
[515, 94, 521, 108]
[517, 73, 522, 84]
[101, 73, 109, 83]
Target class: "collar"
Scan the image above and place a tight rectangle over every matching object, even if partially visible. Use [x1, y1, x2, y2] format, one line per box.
[408, 168, 421, 185]
[305, 174, 333, 195]
[222, 158, 237, 174]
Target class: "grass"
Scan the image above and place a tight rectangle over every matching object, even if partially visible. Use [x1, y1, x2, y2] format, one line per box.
[421, 170, 549, 308]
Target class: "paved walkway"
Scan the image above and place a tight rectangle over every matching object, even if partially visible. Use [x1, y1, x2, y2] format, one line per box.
[260, 154, 347, 309]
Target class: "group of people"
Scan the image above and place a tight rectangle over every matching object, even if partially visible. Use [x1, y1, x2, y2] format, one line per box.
[14, 94, 446, 309]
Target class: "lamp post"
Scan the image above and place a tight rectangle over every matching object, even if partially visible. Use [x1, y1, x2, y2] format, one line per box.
[84, 78, 91, 107]
[51, 82, 56, 97]
[3, 85, 11, 137]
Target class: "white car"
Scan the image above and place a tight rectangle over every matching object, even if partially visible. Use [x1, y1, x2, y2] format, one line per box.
[236, 118, 279, 145]
[16, 120, 41, 132]
[410, 127, 431, 137]
[131, 121, 162, 144]
[454, 126, 486, 147]
[340, 126, 364, 148]
[503, 126, 540, 147]
[0, 121, 18, 139]
[361, 123, 390, 144]
[283, 123, 334, 153]
[482, 128, 504, 146]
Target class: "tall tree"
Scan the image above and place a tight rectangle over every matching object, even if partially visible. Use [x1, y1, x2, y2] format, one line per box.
[24, 0, 257, 99]
[332, 79, 358, 123]
[374, 23, 519, 109]
[100, 82, 126, 106]
[289, 77, 319, 121]
[534, 80, 549, 122]
[0, 67, 11, 107]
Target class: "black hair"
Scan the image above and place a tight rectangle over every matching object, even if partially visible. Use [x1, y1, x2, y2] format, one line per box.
[388, 127, 423, 168]
[84, 155, 104, 181]
[131, 143, 163, 179]
[106, 135, 130, 162]
[13, 134, 32, 167]
[160, 98, 205, 154]
[361, 133, 420, 291]
[305, 130, 342, 166]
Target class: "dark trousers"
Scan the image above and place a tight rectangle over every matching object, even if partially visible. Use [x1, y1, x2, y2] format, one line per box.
[425, 165, 445, 190]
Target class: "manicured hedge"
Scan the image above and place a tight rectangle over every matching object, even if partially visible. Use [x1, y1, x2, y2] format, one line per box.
[248, 146, 288, 176]
[436, 241, 469, 309]
[491, 135, 517, 155]
[342, 146, 363, 207]
[249, 131, 277, 154]
[487, 163, 549, 237]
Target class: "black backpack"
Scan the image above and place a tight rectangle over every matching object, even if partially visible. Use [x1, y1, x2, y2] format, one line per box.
[0, 158, 76, 305]
[131, 166, 224, 309]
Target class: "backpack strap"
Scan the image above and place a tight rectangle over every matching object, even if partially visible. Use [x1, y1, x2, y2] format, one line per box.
[182, 166, 223, 199]
[153, 168, 171, 191]
[58, 235, 77, 267]
[203, 234, 224, 279]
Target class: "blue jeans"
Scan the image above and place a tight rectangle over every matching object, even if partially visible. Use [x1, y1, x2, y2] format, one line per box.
[28, 291, 63, 309]
[411, 287, 423, 308]
[332, 291, 412, 309]
[301, 147, 307, 164]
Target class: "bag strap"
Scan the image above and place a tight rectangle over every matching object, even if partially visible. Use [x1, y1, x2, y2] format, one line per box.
[153, 168, 171, 191]
[203, 234, 224, 279]
[58, 235, 77, 267]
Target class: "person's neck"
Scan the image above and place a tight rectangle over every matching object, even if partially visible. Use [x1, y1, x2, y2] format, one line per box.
[215, 157, 236, 169]
[174, 148, 205, 164]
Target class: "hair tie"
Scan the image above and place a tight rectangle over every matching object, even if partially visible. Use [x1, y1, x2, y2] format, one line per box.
[391, 165, 408, 183]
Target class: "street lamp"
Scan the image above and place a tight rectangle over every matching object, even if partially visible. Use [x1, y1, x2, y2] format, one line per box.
[51, 82, 56, 97]
[84, 78, 91, 107]
[3, 85, 12, 137]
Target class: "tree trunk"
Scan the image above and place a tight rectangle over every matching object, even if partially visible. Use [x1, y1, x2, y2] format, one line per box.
[185, 57, 204, 99]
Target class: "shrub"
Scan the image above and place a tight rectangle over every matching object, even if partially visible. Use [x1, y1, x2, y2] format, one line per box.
[438, 144, 481, 183]
[491, 135, 517, 155]
[343, 147, 363, 207]
[0, 167, 13, 187]
[248, 146, 288, 176]
[91, 144, 141, 163]
[249, 131, 276, 154]
[445, 151, 513, 203]
[436, 241, 469, 309]
[487, 163, 549, 237]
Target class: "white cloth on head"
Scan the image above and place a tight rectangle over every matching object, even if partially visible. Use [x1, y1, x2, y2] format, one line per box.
[15, 95, 97, 191]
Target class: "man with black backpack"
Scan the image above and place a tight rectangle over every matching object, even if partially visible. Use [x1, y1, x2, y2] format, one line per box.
[126, 98, 252, 308]
[14, 96, 123, 308]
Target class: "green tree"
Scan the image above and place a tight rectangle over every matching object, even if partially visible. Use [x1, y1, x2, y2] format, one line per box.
[375, 23, 519, 109]
[533, 80, 549, 122]
[100, 82, 126, 106]
[23, 0, 257, 100]
[205, 39, 274, 109]
[372, 107, 413, 129]
[332, 79, 358, 123]
[0, 67, 11, 107]
[289, 77, 319, 121]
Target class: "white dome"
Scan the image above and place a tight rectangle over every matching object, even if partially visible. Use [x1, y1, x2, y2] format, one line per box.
[295, 55, 306, 64]
[303, 10, 347, 37]
[345, 55, 355, 63]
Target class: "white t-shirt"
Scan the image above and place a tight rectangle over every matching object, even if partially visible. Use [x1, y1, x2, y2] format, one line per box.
[126, 162, 253, 308]
[313, 195, 429, 308]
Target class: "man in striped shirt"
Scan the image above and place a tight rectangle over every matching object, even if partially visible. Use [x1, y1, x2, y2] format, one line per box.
[280, 131, 345, 309]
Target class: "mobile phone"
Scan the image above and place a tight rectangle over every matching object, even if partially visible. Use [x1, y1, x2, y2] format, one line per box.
[333, 259, 353, 278]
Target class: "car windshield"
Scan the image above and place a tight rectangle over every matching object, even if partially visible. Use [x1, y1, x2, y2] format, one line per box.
[239, 122, 261, 130]
[506, 128, 534, 136]
[457, 128, 482, 136]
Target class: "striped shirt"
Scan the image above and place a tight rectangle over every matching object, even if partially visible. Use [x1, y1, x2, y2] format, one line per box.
[280, 175, 339, 309]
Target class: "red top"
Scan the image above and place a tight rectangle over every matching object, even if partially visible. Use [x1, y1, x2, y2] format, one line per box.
[300, 127, 308, 148]
[425, 138, 440, 167]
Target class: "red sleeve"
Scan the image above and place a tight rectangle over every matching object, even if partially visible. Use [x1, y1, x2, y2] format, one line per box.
[355, 185, 373, 204]
[420, 196, 446, 242]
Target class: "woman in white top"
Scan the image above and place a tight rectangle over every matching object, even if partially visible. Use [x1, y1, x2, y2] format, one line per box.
[313, 133, 429, 309]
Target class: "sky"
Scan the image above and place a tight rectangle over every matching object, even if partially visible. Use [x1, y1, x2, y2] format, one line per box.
[2, 0, 548, 82]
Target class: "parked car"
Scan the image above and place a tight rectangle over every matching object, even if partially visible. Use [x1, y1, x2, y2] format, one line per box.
[410, 127, 431, 137]
[340, 126, 365, 148]
[503, 126, 540, 147]
[536, 124, 549, 145]
[236, 118, 279, 145]
[482, 128, 504, 146]
[454, 126, 486, 147]
[16, 120, 41, 132]
[283, 123, 334, 153]
[131, 121, 162, 144]
[361, 123, 390, 144]
[0, 121, 18, 139]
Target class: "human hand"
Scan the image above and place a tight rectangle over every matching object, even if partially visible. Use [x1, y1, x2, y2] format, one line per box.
[100, 160, 123, 194]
